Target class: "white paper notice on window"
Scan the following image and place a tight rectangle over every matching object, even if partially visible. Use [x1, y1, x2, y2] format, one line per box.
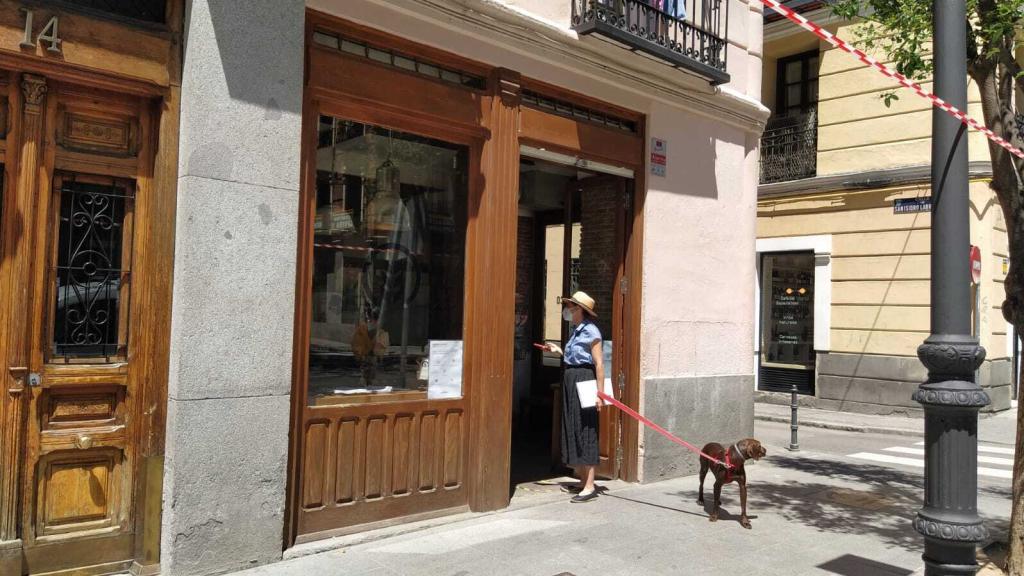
[427, 340, 463, 400]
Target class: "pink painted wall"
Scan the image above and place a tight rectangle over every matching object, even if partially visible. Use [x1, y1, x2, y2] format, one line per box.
[641, 104, 758, 379]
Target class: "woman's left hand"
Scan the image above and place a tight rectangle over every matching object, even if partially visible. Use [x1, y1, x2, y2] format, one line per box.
[595, 396, 604, 409]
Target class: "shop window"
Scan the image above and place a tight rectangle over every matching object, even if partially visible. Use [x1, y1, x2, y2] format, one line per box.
[51, 176, 134, 362]
[759, 252, 815, 393]
[308, 116, 468, 405]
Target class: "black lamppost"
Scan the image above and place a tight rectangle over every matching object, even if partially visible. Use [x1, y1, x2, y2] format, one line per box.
[913, 1, 990, 574]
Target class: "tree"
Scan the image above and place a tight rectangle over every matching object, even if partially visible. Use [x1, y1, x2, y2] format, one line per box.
[826, 0, 1024, 571]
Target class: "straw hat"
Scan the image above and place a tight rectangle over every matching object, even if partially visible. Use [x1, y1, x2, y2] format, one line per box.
[563, 291, 598, 318]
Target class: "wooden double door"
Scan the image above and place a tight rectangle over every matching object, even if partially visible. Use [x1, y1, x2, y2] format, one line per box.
[0, 71, 166, 575]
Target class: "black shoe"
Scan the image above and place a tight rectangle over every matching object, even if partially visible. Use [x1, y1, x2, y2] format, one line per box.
[571, 490, 598, 503]
[560, 485, 583, 494]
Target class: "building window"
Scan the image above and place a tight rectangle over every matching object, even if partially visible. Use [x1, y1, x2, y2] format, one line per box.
[760, 50, 820, 184]
[776, 50, 819, 115]
[52, 176, 134, 362]
[47, 0, 167, 24]
[308, 116, 468, 406]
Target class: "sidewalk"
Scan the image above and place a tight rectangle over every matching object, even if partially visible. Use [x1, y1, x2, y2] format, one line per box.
[225, 448, 1011, 576]
[755, 401, 1019, 444]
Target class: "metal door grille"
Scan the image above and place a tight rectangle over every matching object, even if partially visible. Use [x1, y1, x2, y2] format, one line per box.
[53, 180, 134, 362]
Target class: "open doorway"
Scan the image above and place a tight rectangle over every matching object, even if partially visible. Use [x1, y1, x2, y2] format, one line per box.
[511, 152, 631, 490]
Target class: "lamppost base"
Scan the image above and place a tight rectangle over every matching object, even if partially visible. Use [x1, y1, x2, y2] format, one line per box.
[921, 538, 982, 576]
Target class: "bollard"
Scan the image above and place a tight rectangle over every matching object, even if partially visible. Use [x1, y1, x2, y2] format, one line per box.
[788, 383, 799, 451]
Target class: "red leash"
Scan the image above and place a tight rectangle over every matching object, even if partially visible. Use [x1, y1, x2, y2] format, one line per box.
[597, 391, 733, 470]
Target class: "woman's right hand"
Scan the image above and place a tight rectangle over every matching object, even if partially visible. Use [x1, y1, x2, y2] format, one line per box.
[543, 343, 563, 357]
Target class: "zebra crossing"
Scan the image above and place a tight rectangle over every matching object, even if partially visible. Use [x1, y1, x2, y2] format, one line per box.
[848, 441, 1015, 480]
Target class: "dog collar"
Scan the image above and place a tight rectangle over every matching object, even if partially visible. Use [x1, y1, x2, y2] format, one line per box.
[731, 443, 745, 464]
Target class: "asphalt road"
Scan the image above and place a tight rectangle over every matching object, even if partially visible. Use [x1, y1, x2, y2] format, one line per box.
[754, 417, 1014, 550]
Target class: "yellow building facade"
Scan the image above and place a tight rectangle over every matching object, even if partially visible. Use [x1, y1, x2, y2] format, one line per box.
[756, 6, 1014, 414]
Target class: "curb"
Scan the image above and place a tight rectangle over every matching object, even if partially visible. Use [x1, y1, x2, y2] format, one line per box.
[755, 413, 923, 437]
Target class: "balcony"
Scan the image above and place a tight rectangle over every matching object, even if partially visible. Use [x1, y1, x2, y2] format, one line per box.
[571, 0, 730, 85]
[760, 109, 818, 184]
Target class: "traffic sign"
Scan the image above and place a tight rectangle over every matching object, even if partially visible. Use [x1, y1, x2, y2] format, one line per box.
[970, 245, 981, 284]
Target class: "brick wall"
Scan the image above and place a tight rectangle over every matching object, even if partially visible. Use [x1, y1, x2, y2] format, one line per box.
[514, 215, 535, 361]
[579, 179, 619, 338]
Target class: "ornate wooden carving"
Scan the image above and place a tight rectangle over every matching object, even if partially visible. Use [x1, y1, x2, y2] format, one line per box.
[45, 392, 118, 429]
[57, 110, 137, 157]
[21, 74, 47, 114]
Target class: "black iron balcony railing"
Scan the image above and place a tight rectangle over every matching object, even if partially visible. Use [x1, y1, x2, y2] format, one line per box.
[760, 109, 818, 184]
[571, 0, 730, 85]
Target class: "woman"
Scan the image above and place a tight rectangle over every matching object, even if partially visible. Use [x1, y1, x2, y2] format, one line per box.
[543, 291, 605, 503]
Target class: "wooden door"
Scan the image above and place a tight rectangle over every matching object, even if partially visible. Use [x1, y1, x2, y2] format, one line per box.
[0, 73, 157, 576]
[566, 175, 629, 480]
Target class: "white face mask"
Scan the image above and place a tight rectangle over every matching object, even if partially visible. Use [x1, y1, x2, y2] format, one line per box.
[562, 308, 574, 322]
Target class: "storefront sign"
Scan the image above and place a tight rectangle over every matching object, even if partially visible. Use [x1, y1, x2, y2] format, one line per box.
[650, 138, 667, 177]
[893, 197, 931, 214]
[20, 9, 61, 53]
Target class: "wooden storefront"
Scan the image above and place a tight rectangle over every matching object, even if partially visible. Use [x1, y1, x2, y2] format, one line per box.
[287, 10, 647, 546]
[0, 2, 181, 575]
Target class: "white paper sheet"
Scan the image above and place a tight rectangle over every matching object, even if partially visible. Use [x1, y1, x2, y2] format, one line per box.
[427, 340, 463, 399]
[576, 378, 614, 409]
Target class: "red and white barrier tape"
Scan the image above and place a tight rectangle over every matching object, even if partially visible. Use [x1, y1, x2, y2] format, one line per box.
[759, 0, 1024, 161]
[597, 391, 733, 469]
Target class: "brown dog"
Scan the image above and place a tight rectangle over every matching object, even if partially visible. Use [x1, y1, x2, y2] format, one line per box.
[696, 438, 767, 529]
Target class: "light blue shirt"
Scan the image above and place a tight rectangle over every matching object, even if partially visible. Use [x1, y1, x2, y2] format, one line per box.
[564, 321, 602, 366]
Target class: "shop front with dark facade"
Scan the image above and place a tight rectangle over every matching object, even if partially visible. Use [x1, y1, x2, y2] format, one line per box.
[0, 1, 769, 575]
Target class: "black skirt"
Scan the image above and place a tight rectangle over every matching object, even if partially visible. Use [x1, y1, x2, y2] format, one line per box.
[561, 365, 600, 467]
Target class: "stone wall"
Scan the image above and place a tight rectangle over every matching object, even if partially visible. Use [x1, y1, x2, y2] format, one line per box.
[160, 1, 304, 574]
[756, 353, 1013, 415]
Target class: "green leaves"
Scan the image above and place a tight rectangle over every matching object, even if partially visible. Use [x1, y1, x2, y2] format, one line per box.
[828, 0, 1023, 99]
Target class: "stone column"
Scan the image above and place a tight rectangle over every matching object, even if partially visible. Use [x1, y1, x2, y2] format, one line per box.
[160, 1, 304, 575]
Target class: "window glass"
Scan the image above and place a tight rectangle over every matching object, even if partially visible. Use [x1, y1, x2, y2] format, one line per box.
[52, 179, 133, 362]
[786, 84, 802, 110]
[785, 60, 803, 83]
[760, 252, 814, 369]
[777, 51, 820, 113]
[309, 117, 468, 406]
[56, 0, 166, 24]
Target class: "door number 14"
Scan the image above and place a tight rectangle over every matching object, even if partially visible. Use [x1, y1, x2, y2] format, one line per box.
[20, 9, 61, 54]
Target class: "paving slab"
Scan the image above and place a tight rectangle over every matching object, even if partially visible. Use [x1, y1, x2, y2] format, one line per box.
[225, 448, 1011, 576]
